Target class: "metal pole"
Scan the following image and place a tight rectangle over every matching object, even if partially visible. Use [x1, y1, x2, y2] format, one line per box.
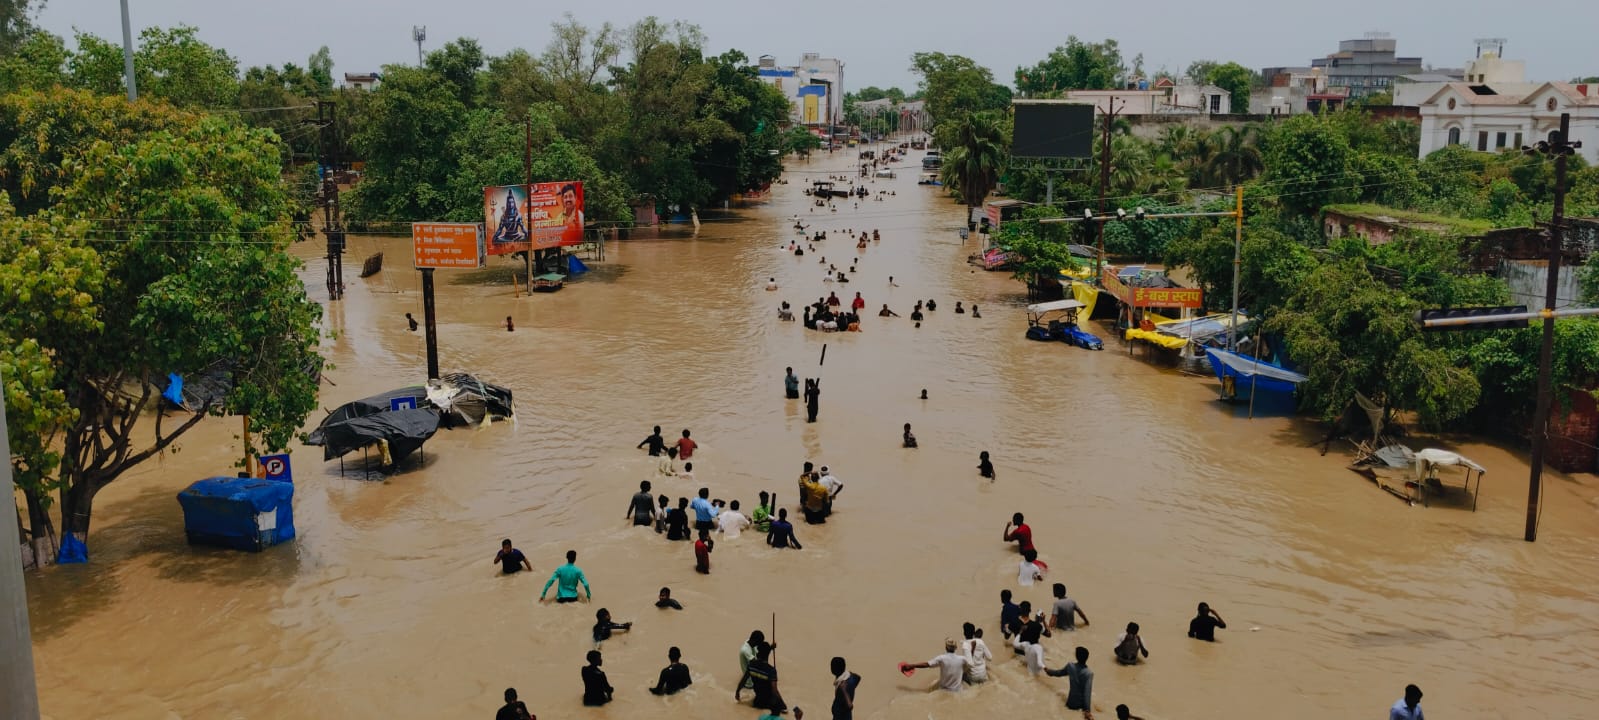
[524, 118, 534, 294]
[119, 0, 137, 101]
[421, 268, 440, 379]
[1, 369, 43, 720]
[1525, 112, 1571, 543]
[1095, 98, 1114, 278]
[1229, 185, 1243, 352]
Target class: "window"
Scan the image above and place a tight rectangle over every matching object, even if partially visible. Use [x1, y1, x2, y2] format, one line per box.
[1496, 132, 1507, 149]
[1477, 131, 1489, 151]
[1513, 132, 1522, 149]
[1210, 94, 1222, 113]
[1448, 127, 1461, 145]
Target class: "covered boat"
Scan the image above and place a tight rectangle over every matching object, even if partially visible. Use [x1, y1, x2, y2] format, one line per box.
[1204, 347, 1307, 398]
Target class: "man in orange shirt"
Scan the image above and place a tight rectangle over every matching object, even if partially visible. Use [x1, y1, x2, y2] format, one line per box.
[677, 429, 697, 459]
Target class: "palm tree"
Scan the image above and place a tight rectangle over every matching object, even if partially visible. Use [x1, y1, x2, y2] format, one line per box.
[940, 112, 1006, 224]
[1205, 125, 1263, 188]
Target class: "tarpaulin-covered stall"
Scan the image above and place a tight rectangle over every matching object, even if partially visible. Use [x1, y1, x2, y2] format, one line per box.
[429, 373, 516, 427]
[1350, 445, 1486, 509]
[177, 477, 296, 551]
[305, 407, 440, 466]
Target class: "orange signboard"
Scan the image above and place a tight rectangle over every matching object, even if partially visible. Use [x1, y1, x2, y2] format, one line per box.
[1101, 267, 1203, 308]
[413, 222, 485, 269]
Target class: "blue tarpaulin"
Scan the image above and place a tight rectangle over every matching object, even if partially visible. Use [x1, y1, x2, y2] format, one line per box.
[176, 477, 296, 552]
[567, 255, 589, 275]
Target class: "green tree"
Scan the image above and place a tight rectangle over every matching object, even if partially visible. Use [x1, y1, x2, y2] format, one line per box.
[1205, 61, 1253, 114]
[0, 90, 322, 557]
[425, 38, 486, 109]
[0, 0, 42, 56]
[1205, 125, 1263, 187]
[1260, 113, 1358, 215]
[307, 46, 334, 94]
[910, 51, 1011, 129]
[1015, 36, 1125, 96]
[997, 206, 1082, 289]
[939, 111, 1007, 218]
[784, 126, 822, 158]
[344, 64, 468, 221]
[0, 27, 65, 90]
[67, 25, 240, 107]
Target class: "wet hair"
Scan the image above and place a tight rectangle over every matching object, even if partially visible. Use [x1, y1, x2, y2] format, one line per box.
[505, 688, 518, 702]
[1127, 622, 1140, 634]
[698, 487, 709, 499]
[1013, 512, 1025, 524]
[658, 494, 669, 506]
[1116, 705, 1131, 720]
[595, 608, 609, 620]
[667, 447, 679, 459]
[678, 497, 689, 508]
[1018, 601, 1032, 614]
[640, 480, 651, 492]
[803, 461, 814, 472]
[730, 499, 740, 511]
[759, 490, 769, 500]
[659, 587, 671, 596]
[1076, 646, 1089, 662]
[668, 646, 682, 661]
[981, 451, 990, 460]
[1054, 583, 1066, 598]
[1023, 549, 1038, 563]
[750, 630, 766, 644]
[684, 462, 693, 472]
[831, 656, 846, 675]
[755, 643, 772, 660]
[587, 650, 602, 665]
[1001, 589, 1012, 602]
[682, 429, 691, 437]
[1198, 602, 1210, 613]
[566, 550, 577, 563]
[653, 425, 661, 433]
[778, 508, 789, 520]
[963, 622, 976, 639]
[501, 538, 512, 547]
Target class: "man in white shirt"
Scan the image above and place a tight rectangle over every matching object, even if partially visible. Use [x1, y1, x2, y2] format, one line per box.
[818, 466, 844, 514]
[1389, 684, 1424, 720]
[717, 500, 751, 539]
[900, 639, 970, 692]
[959, 622, 992, 684]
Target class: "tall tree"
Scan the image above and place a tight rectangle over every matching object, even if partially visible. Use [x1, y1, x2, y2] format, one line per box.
[1015, 37, 1125, 96]
[939, 111, 1006, 219]
[910, 52, 1010, 129]
[1260, 114, 1358, 215]
[1205, 125, 1263, 187]
[424, 38, 485, 109]
[67, 25, 239, 107]
[0, 26, 65, 90]
[307, 45, 334, 94]
[0, 0, 41, 56]
[1205, 61, 1253, 114]
[0, 89, 321, 559]
[345, 64, 468, 221]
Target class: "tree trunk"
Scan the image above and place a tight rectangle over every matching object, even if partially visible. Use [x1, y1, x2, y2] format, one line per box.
[58, 479, 97, 549]
[21, 489, 56, 569]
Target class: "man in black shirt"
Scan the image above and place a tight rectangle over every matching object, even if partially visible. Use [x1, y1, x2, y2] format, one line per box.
[666, 498, 691, 541]
[1012, 601, 1051, 653]
[830, 656, 861, 720]
[592, 608, 632, 647]
[637, 425, 666, 456]
[649, 646, 693, 695]
[495, 687, 532, 720]
[581, 650, 612, 706]
[735, 642, 786, 712]
[493, 539, 531, 575]
[1187, 602, 1227, 642]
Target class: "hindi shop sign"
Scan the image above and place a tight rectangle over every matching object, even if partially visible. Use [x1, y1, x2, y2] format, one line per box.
[413, 222, 486, 269]
[1101, 267, 1204, 309]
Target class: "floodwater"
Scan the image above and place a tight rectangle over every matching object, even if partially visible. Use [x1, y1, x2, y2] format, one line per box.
[26, 146, 1599, 720]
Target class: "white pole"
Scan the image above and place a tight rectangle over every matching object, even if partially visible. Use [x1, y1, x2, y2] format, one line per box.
[1, 368, 42, 719]
[119, 0, 137, 101]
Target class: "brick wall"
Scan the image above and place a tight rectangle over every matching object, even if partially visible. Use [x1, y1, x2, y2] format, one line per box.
[1547, 388, 1599, 473]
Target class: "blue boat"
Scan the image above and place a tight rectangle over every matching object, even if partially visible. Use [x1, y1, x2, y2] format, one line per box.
[1204, 347, 1307, 399]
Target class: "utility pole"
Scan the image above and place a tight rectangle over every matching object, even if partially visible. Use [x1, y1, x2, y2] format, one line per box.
[421, 269, 439, 379]
[316, 100, 345, 301]
[1, 369, 42, 720]
[524, 118, 534, 294]
[1228, 185, 1245, 351]
[118, 0, 137, 101]
[1524, 112, 1577, 542]
[1094, 97, 1123, 278]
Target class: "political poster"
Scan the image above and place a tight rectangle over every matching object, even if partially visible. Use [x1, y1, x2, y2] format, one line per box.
[483, 182, 585, 255]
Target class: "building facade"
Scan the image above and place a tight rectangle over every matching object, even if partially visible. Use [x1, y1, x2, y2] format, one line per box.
[1309, 36, 1423, 99]
[1054, 83, 1229, 116]
[1417, 82, 1599, 164]
[756, 53, 845, 127]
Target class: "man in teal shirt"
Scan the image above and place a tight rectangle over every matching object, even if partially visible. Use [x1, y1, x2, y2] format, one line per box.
[540, 550, 592, 603]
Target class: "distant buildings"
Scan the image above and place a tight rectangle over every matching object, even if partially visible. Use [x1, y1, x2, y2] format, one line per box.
[1394, 40, 1527, 107]
[1310, 35, 1423, 99]
[757, 53, 845, 127]
[1053, 80, 1230, 116]
[1417, 81, 1599, 163]
[343, 72, 380, 91]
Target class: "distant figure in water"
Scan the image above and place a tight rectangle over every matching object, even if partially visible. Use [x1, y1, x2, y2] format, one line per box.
[805, 379, 821, 423]
[785, 367, 800, 399]
[656, 586, 684, 610]
[767, 277, 778, 291]
[920, 389, 928, 400]
[879, 304, 898, 317]
[978, 451, 994, 480]
[494, 538, 533, 574]
[497, 688, 534, 720]
[927, 299, 938, 311]
[889, 276, 898, 287]
[406, 313, 418, 331]
[505, 316, 515, 331]
[972, 305, 981, 318]
[902, 423, 918, 448]
[955, 302, 965, 314]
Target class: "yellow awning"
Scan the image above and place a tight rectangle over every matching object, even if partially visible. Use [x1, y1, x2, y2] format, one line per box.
[1124, 328, 1189, 349]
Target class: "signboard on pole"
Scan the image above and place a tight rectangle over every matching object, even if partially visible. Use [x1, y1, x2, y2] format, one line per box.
[1101, 267, 1204, 309]
[413, 222, 485, 269]
[261, 453, 293, 483]
[483, 182, 585, 255]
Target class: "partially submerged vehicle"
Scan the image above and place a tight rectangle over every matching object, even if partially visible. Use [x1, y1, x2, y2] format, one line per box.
[1024, 299, 1103, 350]
[875, 168, 896, 179]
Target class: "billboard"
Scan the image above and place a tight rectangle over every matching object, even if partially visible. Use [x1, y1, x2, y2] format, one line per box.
[413, 222, 485, 269]
[1011, 101, 1096, 159]
[1101, 267, 1204, 308]
[483, 181, 585, 255]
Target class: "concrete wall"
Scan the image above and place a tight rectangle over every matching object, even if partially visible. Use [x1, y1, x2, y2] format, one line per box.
[1124, 114, 1273, 141]
[1499, 260, 1580, 310]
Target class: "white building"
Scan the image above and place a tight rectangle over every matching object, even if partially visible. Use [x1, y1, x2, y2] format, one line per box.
[756, 53, 845, 127]
[1055, 82, 1230, 116]
[1395, 47, 1527, 107]
[1418, 82, 1599, 164]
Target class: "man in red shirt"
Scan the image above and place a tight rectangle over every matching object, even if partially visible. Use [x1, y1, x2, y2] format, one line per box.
[1004, 512, 1034, 554]
[694, 529, 713, 574]
[852, 292, 866, 312]
[677, 429, 697, 459]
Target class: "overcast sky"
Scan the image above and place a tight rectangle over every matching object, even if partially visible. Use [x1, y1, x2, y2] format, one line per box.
[39, 0, 1594, 92]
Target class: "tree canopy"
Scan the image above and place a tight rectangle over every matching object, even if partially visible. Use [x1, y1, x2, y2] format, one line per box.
[1015, 37, 1125, 96]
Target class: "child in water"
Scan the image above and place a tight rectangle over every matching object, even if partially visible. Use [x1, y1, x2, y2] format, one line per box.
[902, 423, 918, 448]
[978, 451, 994, 480]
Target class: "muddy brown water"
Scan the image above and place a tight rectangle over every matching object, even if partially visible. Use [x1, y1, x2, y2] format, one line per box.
[25, 147, 1599, 720]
